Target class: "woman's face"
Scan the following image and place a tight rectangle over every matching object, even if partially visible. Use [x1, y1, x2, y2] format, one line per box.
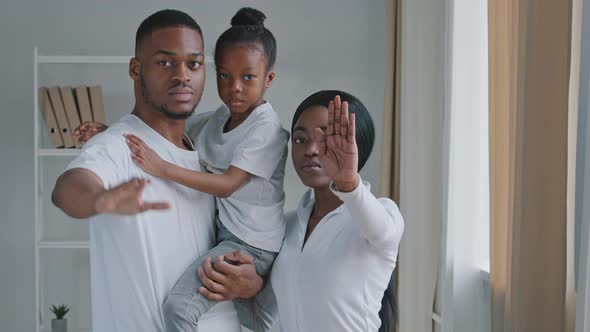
[291, 105, 333, 189]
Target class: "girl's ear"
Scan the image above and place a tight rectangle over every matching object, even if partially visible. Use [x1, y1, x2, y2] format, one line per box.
[129, 58, 141, 81]
[265, 69, 276, 88]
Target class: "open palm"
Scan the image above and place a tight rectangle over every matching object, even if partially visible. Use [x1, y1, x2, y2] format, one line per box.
[316, 95, 358, 188]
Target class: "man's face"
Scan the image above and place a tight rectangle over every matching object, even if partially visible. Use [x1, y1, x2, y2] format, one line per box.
[132, 26, 205, 119]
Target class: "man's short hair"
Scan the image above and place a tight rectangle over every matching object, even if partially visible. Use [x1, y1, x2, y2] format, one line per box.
[135, 9, 202, 54]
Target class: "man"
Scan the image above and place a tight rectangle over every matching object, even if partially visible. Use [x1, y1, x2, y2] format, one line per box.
[52, 9, 261, 332]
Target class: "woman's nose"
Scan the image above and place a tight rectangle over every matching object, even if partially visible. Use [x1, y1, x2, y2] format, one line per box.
[304, 138, 318, 156]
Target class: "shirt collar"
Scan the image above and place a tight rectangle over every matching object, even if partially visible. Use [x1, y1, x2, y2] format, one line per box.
[295, 188, 347, 227]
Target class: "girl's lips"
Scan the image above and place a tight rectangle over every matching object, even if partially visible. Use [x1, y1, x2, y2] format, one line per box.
[228, 100, 244, 107]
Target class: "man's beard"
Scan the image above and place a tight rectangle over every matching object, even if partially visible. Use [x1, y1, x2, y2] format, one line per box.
[140, 72, 199, 120]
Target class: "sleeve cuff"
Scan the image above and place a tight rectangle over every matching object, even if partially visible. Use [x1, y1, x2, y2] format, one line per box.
[329, 174, 363, 200]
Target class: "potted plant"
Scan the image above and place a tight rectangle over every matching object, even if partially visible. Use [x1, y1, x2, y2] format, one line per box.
[49, 304, 70, 332]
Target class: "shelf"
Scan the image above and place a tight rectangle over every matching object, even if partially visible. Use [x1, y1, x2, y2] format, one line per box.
[37, 55, 213, 64]
[38, 55, 132, 64]
[38, 149, 81, 157]
[41, 326, 91, 332]
[38, 241, 90, 249]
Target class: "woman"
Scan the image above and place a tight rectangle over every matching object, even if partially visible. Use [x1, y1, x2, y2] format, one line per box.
[200, 90, 404, 332]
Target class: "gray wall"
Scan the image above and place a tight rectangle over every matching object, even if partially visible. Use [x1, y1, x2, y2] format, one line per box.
[0, 1, 387, 331]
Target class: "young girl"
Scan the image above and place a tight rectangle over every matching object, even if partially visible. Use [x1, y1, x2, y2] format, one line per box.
[75, 7, 287, 331]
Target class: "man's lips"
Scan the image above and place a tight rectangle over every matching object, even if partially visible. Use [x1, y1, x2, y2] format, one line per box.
[169, 87, 194, 102]
[301, 161, 322, 172]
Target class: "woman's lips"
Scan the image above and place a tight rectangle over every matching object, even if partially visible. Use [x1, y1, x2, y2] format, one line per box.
[302, 161, 322, 172]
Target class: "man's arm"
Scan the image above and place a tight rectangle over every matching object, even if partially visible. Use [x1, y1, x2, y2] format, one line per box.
[198, 251, 278, 331]
[52, 168, 170, 219]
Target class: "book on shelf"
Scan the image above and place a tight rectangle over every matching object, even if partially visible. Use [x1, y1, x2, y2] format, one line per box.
[38, 87, 64, 148]
[59, 86, 82, 148]
[89, 85, 106, 124]
[39, 84, 106, 149]
[46, 87, 76, 148]
[74, 85, 93, 123]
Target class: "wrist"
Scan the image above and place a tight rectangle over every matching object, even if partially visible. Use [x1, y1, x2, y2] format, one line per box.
[333, 175, 360, 193]
[161, 161, 174, 179]
[93, 190, 112, 214]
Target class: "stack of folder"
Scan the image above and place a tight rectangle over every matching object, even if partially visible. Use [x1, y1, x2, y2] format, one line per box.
[39, 85, 106, 148]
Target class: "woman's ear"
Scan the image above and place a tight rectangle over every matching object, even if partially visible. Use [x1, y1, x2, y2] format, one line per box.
[265, 69, 276, 88]
[129, 58, 141, 81]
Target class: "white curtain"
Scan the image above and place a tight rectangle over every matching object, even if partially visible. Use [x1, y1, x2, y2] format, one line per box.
[438, 0, 490, 332]
[398, 0, 445, 331]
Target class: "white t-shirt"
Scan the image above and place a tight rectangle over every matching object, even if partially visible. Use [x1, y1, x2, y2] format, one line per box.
[191, 103, 289, 252]
[66, 114, 239, 332]
[245, 177, 404, 332]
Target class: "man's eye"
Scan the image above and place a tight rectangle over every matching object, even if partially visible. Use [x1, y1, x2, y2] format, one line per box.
[158, 60, 173, 67]
[293, 137, 305, 144]
[189, 61, 201, 69]
[243, 75, 254, 81]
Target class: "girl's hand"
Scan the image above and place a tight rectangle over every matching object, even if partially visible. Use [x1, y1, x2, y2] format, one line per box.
[124, 134, 169, 178]
[316, 95, 359, 192]
[73, 121, 108, 144]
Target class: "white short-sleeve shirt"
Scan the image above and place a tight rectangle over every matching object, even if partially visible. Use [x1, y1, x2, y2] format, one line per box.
[193, 103, 289, 252]
[66, 114, 239, 332]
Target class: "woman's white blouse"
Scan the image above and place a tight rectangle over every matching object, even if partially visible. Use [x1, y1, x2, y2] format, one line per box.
[238, 177, 404, 332]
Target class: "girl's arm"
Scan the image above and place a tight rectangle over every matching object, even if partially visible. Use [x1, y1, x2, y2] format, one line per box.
[125, 134, 250, 198]
[73, 121, 108, 144]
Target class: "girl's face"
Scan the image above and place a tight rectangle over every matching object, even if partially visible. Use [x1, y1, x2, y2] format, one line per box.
[291, 105, 333, 189]
[215, 43, 275, 115]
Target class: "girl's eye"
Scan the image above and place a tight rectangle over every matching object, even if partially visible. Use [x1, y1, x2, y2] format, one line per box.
[243, 75, 254, 81]
[158, 60, 173, 67]
[218, 73, 229, 79]
[293, 137, 305, 144]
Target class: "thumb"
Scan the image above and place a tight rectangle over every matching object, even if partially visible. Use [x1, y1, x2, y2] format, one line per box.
[314, 127, 327, 155]
[225, 250, 254, 264]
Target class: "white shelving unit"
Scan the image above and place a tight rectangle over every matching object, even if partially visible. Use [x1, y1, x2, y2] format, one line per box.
[33, 46, 213, 332]
[33, 47, 133, 332]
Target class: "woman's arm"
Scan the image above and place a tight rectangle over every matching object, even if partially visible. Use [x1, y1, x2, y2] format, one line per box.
[318, 96, 404, 251]
[125, 134, 250, 198]
[332, 177, 404, 251]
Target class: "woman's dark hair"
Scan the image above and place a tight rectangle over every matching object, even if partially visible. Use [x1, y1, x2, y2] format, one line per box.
[291, 90, 375, 172]
[292, 91, 396, 330]
[214, 7, 277, 70]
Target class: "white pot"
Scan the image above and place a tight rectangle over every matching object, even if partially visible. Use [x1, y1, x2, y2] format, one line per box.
[51, 318, 67, 332]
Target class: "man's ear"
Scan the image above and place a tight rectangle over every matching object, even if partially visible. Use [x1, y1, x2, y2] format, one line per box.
[265, 69, 276, 88]
[129, 58, 141, 81]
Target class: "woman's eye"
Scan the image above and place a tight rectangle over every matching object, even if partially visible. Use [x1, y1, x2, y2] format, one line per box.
[293, 137, 305, 144]
[243, 74, 254, 81]
[218, 73, 229, 79]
